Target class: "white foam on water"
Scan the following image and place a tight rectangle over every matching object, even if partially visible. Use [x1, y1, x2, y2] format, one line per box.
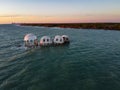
[11, 45, 28, 51]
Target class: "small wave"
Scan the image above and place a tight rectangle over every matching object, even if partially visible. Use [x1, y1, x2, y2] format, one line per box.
[11, 45, 28, 51]
[34, 26, 46, 28]
[50, 27, 63, 30]
[0, 44, 12, 49]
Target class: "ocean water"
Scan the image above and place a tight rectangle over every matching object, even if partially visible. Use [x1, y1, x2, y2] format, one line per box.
[0, 24, 120, 90]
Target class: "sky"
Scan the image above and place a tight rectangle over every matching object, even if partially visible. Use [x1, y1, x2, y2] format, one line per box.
[0, 0, 120, 24]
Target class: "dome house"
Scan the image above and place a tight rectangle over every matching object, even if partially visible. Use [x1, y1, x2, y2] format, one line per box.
[24, 33, 38, 47]
[62, 35, 70, 44]
[53, 35, 64, 45]
[40, 36, 52, 46]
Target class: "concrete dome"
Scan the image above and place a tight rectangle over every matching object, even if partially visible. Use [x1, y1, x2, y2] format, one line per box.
[62, 35, 70, 43]
[40, 36, 52, 46]
[24, 33, 37, 47]
[24, 33, 37, 41]
[53, 35, 64, 44]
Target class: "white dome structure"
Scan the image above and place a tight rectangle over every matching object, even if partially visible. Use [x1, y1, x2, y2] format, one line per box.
[24, 33, 38, 47]
[40, 36, 52, 46]
[62, 35, 70, 44]
[24, 33, 37, 41]
[53, 35, 64, 45]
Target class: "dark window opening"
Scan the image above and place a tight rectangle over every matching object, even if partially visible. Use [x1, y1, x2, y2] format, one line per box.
[30, 40, 32, 42]
[66, 38, 68, 40]
[60, 39, 62, 42]
[63, 37, 65, 40]
[56, 39, 58, 41]
[43, 39, 45, 42]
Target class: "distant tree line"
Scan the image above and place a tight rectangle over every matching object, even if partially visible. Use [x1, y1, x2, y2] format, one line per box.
[20, 23, 120, 30]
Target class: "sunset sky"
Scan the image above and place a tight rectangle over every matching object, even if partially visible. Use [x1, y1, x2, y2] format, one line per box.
[0, 0, 120, 24]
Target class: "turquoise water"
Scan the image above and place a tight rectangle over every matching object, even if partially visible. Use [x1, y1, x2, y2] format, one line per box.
[0, 24, 120, 90]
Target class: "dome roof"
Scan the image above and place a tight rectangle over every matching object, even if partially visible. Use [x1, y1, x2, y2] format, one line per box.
[40, 36, 51, 40]
[54, 35, 62, 39]
[24, 33, 37, 41]
[62, 35, 69, 38]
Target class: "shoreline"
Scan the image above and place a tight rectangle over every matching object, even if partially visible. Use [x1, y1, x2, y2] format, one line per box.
[20, 23, 120, 30]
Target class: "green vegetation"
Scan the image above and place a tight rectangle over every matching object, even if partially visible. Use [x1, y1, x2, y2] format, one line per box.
[20, 23, 120, 30]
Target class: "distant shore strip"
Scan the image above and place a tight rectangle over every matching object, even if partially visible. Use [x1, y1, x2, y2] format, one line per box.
[20, 23, 120, 30]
